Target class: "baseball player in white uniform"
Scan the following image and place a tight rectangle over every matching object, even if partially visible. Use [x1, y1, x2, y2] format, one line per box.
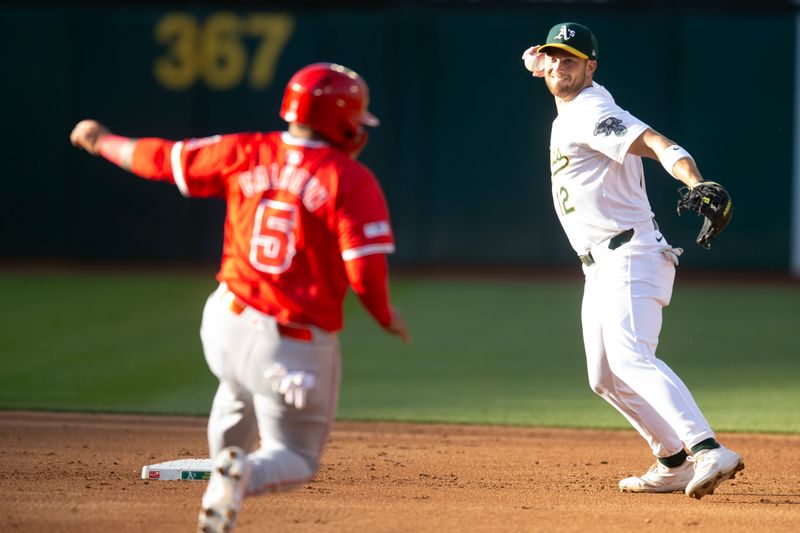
[522, 22, 743, 498]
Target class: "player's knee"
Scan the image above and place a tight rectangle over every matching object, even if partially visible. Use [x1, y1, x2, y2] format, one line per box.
[587, 375, 610, 397]
[246, 443, 319, 494]
[590, 384, 610, 398]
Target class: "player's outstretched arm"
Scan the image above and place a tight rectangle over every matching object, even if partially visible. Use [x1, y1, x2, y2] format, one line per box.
[70, 119, 137, 171]
[630, 127, 732, 248]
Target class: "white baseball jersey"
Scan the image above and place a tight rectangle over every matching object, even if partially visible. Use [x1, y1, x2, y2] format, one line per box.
[549, 81, 653, 254]
[546, 81, 718, 461]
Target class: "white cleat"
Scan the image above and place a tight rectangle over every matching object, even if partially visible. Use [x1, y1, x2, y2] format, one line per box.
[685, 446, 744, 500]
[198, 446, 249, 533]
[619, 460, 694, 493]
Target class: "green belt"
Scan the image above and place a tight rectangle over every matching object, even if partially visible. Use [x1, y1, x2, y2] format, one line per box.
[579, 228, 635, 266]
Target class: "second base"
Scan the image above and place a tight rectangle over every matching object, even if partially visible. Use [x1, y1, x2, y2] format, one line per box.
[141, 458, 213, 481]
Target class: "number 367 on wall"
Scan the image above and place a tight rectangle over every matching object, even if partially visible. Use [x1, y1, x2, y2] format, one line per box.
[154, 12, 295, 91]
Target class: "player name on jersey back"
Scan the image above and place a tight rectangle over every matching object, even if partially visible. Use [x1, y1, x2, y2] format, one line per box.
[238, 163, 329, 212]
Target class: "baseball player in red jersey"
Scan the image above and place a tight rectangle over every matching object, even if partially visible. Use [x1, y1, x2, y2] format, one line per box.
[71, 62, 410, 533]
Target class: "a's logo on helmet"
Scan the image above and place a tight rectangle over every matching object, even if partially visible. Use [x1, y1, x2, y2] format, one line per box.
[594, 117, 627, 137]
[555, 25, 576, 41]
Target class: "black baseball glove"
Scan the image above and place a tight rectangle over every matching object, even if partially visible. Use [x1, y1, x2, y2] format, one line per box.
[676, 181, 732, 249]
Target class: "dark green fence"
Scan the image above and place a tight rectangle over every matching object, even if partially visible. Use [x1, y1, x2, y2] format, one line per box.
[1, 2, 794, 270]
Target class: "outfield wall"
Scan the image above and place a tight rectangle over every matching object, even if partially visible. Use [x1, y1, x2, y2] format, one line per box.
[1, 2, 794, 271]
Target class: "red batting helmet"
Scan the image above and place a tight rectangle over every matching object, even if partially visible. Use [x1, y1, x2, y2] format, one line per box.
[280, 63, 379, 154]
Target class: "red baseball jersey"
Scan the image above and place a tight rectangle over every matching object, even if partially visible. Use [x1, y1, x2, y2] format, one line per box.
[131, 131, 395, 331]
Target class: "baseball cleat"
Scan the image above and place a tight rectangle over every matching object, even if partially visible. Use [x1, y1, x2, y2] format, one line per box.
[685, 446, 744, 500]
[198, 446, 249, 533]
[619, 460, 694, 493]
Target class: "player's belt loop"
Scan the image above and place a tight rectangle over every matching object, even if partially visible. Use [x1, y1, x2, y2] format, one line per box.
[579, 228, 634, 266]
[219, 284, 248, 316]
[229, 296, 248, 315]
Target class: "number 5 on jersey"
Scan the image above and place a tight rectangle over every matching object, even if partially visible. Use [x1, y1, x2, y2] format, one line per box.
[250, 199, 297, 274]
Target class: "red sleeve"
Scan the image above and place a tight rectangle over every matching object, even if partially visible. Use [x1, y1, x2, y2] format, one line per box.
[344, 253, 392, 327]
[131, 138, 177, 182]
[337, 165, 395, 261]
[131, 134, 251, 198]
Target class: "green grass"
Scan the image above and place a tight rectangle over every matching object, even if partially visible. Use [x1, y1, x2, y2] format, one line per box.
[0, 269, 217, 413]
[1, 268, 798, 433]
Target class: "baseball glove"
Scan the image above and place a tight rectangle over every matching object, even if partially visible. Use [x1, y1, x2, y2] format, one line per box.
[676, 181, 732, 249]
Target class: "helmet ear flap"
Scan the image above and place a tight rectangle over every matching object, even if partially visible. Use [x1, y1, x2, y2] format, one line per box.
[343, 129, 369, 159]
[340, 116, 362, 140]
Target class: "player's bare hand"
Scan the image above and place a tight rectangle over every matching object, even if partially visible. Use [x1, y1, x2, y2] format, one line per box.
[384, 306, 411, 344]
[70, 119, 110, 155]
[522, 45, 545, 78]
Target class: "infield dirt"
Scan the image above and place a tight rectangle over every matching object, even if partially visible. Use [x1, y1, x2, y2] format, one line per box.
[1, 411, 798, 532]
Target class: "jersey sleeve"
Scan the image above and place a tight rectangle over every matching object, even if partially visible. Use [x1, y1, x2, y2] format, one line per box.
[580, 101, 649, 165]
[336, 166, 396, 261]
[344, 253, 393, 327]
[132, 133, 250, 198]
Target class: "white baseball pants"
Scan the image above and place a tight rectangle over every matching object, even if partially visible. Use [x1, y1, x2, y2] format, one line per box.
[581, 228, 715, 458]
[199, 284, 340, 495]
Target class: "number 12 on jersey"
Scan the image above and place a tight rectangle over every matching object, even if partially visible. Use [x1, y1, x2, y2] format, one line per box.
[250, 199, 297, 274]
[558, 186, 576, 216]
